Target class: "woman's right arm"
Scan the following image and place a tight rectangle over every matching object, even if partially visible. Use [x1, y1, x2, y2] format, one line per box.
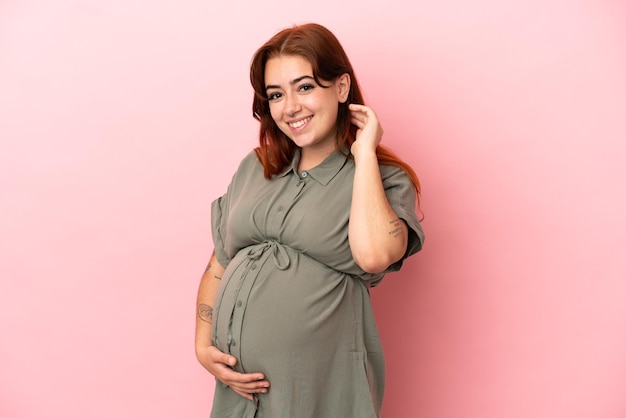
[195, 252, 270, 400]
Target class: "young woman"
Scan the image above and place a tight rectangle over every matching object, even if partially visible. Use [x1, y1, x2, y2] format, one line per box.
[195, 23, 424, 418]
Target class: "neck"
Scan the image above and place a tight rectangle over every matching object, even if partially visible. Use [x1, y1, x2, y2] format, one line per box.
[298, 145, 335, 172]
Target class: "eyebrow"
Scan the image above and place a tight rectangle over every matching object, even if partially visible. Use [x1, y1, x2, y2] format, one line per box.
[265, 75, 315, 92]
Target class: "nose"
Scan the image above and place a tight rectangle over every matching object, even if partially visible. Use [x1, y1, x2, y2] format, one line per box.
[284, 93, 301, 117]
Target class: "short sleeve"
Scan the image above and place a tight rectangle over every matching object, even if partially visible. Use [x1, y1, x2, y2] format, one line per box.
[380, 164, 424, 274]
[210, 151, 260, 268]
[211, 193, 230, 268]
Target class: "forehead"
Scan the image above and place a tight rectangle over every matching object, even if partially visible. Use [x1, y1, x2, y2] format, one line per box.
[264, 55, 313, 86]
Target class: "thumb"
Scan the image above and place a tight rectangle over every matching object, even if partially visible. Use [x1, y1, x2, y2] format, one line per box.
[225, 354, 237, 367]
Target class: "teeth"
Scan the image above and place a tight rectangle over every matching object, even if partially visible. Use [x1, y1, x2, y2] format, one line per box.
[289, 117, 311, 129]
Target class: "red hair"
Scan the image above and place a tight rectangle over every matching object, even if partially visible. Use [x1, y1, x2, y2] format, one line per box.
[250, 23, 422, 207]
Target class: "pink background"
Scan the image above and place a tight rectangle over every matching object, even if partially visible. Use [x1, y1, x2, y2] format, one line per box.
[1, 1, 625, 417]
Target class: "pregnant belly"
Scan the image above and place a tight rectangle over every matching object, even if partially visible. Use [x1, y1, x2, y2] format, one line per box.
[213, 241, 364, 374]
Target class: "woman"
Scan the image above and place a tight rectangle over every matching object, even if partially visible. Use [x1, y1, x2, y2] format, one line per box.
[195, 23, 424, 417]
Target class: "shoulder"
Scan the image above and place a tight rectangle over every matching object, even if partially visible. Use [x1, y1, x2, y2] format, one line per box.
[231, 150, 263, 178]
[238, 150, 262, 170]
[221, 150, 265, 195]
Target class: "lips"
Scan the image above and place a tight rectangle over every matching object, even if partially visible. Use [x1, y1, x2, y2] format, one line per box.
[288, 116, 312, 129]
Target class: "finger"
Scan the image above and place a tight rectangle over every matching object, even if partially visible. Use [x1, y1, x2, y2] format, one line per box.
[350, 115, 366, 127]
[225, 378, 270, 391]
[349, 110, 366, 122]
[221, 368, 266, 384]
[207, 346, 238, 367]
[218, 376, 269, 390]
[231, 381, 270, 393]
[219, 353, 238, 367]
[350, 112, 375, 129]
[350, 107, 367, 118]
[350, 106, 379, 125]
[348, 103, 368, 112]
[349, 103, 374, 117]
[232, 388, 254, 401]
[351, 119, 364, 129]
[227, 380, 269, 399]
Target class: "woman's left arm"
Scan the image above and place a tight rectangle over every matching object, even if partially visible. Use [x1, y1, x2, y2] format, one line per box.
[348, 104, 408, 274]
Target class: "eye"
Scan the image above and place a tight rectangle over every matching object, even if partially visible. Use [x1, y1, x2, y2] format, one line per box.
[267, 92, 282, 101]
[298, 83, 315, 93]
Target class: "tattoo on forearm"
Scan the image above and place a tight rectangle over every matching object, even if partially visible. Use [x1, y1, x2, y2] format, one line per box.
[199, 303, 213, 323]
[388, 218, 402, 238]
[214, 274, 222, 280]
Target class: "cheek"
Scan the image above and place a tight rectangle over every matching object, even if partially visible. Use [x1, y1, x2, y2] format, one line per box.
[268, 104, 281, 123]
[268, 105, 291, 135]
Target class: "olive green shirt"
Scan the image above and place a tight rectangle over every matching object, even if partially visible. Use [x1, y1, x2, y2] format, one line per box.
[210, 149, 423, 418]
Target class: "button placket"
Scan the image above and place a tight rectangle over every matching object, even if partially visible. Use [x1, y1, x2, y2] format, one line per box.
[213, 257, 247, 352]
[294, 171, 307, 198]
[229, 251, 270, 372]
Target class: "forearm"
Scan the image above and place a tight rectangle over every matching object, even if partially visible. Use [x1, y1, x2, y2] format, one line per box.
[349, 150, 408, 273]
[195, 252, 225, 355]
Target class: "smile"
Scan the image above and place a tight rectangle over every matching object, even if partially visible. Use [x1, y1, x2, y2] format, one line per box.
[288, 116, 312, 129]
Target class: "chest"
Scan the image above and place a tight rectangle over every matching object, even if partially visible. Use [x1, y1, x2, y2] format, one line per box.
[226, 169, 354, 252]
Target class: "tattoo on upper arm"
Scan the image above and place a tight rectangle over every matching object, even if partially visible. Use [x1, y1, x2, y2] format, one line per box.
[388, 218, 403, 238]
[198, 303, 213, 323]
[205, 260, 222, 279]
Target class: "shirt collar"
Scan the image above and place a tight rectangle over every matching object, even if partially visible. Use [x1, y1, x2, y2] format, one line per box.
[278, 148, 350, 186]
[278, 150, 299, 178]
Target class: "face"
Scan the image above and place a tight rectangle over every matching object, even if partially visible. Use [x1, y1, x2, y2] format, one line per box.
[264, 55, 349, 156]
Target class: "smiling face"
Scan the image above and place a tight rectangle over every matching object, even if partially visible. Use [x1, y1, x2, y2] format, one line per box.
[264, 55, 350, 159]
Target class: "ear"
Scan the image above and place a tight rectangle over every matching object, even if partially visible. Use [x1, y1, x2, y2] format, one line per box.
[336, 73, 351, 103]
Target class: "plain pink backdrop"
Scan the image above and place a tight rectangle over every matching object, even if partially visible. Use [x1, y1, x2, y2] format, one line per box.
[1, 1, 625, 417]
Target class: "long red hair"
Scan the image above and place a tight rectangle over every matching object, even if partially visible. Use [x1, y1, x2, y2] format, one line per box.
[250, 23, 422, 207]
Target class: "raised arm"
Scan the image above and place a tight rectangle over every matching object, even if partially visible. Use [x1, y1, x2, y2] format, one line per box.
[348, 104, 408, 274]
[195, 252, 270, 399]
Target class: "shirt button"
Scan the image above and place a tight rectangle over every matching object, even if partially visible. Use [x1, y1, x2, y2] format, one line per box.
[301, 171, 308, 178]
[251, 264, 257, 270]
[231, 341, 236, 347]
[237, 300, 242, 307]
[277, 206, 284, 211]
